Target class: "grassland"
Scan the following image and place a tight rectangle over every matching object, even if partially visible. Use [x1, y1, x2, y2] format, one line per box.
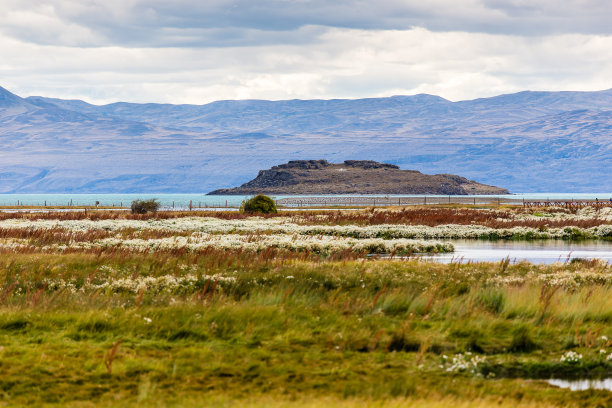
[1, 207, 612, 407]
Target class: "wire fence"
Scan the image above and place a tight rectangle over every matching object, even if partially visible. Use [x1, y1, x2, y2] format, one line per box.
[0, 199, 241, 210]
[2, 196, 612, 210]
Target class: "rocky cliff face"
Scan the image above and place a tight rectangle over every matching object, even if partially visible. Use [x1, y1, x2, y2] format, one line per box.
[208, 160, 509, 195]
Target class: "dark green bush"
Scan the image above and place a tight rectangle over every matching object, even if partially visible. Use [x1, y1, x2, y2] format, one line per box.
[241, 195, 277, 214]
[131, 199, 160, 214]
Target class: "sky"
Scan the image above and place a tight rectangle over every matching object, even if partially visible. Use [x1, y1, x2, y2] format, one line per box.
[2, 0, 612, 104]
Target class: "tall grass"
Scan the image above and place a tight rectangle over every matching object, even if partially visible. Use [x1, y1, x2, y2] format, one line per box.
[1, 208, 612, 406]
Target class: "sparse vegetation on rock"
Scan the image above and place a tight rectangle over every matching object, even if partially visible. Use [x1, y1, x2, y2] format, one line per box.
[209, 160, 509, 195]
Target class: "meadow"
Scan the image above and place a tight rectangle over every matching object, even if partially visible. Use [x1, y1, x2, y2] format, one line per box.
[1, 206, 612, 407]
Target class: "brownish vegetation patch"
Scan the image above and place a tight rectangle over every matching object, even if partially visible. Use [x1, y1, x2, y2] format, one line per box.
[1, 207, 611, 230]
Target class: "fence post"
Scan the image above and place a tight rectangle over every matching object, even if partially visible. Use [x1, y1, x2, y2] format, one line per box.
[189, 200, 193, 211]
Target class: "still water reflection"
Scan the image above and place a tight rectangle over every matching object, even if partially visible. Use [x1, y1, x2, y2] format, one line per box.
[547, 378, 612, 391]
[422, 240, 612, 264]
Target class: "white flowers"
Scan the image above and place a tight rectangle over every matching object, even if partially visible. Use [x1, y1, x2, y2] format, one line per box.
[43, 273, 236, 295]
[5, 215, 612, 260]
[560, 351, 583, 363]
[91, 234, 452, 254]
[483, 268, 612, 288]
[0, 217, 455, 254]
[445, 352, 487, 374]
[1, 216, 610, 240]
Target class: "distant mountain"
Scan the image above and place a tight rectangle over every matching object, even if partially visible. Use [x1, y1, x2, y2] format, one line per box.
[208, 160, 509, 195]
[1, 85, 612, 192]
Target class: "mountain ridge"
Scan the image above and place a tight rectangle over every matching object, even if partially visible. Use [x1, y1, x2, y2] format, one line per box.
[2, 85, 612, 193]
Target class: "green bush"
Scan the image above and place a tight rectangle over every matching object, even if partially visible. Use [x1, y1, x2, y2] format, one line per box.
[241, 195, 277, 214]
[131, 199, 160, 214]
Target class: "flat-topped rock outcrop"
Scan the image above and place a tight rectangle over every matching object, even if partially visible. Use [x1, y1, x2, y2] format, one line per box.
[208, 160, 509, 195]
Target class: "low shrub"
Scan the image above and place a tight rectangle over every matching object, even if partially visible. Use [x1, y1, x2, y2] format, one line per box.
[131, 199, 160, 214]
[241, 195, 277, 214]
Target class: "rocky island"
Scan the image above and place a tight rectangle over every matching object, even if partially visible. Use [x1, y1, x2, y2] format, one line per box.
[208, 160, 509, 195]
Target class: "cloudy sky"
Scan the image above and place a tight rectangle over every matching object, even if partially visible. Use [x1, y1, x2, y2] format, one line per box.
[2, 0, 612, 104]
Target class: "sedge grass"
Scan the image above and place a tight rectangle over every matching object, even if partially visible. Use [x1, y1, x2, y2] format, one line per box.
[1, 252, 612, 406]
[2, 207, 612, 406]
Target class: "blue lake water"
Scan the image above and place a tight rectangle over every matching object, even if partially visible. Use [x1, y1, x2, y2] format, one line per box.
[0, 194, 248, 208]
[2, 193, 612, 209]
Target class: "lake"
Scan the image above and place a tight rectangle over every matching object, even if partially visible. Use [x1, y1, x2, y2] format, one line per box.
[2, 192, 612, 209]
[547, 378, 612, 391]
[423, 240, 612, 264]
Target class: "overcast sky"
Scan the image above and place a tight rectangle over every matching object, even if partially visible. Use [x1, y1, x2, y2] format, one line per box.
[2, 0, 612, 104]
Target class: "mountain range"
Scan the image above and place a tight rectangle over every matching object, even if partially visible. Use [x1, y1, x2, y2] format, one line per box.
[1, 85, 612, 193]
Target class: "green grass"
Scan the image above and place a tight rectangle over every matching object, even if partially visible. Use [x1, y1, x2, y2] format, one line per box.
[1, 252, 612, 406]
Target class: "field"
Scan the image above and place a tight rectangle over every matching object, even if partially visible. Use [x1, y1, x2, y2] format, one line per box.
[1, 206, 612, 407]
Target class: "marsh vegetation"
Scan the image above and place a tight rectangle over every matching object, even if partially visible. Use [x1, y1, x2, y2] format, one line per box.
[1, 206, 612, 406]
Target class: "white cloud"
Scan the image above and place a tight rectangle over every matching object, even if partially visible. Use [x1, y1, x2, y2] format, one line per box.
[2, 26, 612, 104]
[2, 1, 612, 103]
[3, 0, 612, 48]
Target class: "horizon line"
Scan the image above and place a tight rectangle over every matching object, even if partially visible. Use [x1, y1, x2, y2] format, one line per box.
[3, 84, 612, 107]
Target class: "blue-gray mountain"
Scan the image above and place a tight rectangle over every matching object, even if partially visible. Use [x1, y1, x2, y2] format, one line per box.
[1, 85, 612, 193]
